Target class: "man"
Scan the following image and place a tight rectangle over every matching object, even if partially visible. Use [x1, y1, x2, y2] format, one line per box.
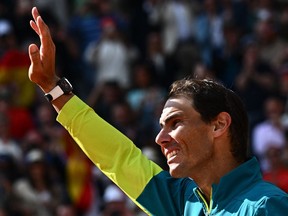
[28, 7, 288, 216]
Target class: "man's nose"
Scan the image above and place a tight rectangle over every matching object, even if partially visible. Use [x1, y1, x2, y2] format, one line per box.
[155, 129, 171, 146]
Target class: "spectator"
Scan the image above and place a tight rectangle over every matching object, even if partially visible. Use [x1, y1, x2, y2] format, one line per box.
[100, 184, 134, 216]
[0, 154, 20, 215]
[194, 0, 225, 67]
[84, 17, 138, 89]
[145, 31, 178, 89]
[34, 103, 66, 148]
[0, 112, 23, 164]
[252, 96, 286, 171]
[160, 0, 195, 55]
[56, 203, 77, 216]
[212, 21, 242, 88]
[67, 0, 102, 54]
[126, 0, 162, 58]
[87, 80, 126, 124]
[13, 149, 64, 216]
[250, 0, 277, 24]
[33, 103, 68, 184]
[255, 17, 288, 70]
[98, 0, 129, 35]
[235, 41, 279, 128]
[262, 146, 288, 193]
[219, 0, 250, 33]
[67, 0, 103, 95]
[126, 63, 166, 130]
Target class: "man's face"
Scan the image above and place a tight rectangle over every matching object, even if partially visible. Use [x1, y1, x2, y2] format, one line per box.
[155, 96, 214, 178]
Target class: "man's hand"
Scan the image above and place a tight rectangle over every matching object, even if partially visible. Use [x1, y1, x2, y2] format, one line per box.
[28, 7, 59, 93]
[28, 7, 73, 112]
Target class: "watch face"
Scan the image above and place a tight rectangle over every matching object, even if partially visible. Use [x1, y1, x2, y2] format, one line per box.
[58, 78, 73, 94]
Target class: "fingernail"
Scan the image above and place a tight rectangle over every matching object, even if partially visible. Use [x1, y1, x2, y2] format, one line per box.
[30, 45, 38, 53]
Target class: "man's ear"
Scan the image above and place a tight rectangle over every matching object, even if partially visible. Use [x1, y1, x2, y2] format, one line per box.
[212, 112, 231, 138]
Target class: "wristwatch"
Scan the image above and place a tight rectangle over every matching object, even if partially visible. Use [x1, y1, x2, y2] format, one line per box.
[44, 77, 73, 102]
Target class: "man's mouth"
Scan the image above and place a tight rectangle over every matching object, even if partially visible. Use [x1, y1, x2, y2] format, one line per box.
[167, 150, 179, 160]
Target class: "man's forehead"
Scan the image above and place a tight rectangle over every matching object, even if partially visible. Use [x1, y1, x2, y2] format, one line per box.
[159, 97, 193, 122]
[160, 105, 177, 119]
[163, 97, 192, 109]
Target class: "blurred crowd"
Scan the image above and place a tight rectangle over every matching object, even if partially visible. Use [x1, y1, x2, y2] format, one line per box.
[0, 0, 288, 215]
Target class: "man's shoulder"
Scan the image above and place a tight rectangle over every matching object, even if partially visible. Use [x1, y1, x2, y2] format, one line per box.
[249, 183, 288, 215]
[241, 178, 287, 199]
[228, 180, 288, 215]
[238, 179, 287, 207]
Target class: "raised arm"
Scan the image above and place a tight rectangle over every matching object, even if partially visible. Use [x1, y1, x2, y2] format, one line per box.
[27, 7, 167, 215]
[28, 7, 73, 112]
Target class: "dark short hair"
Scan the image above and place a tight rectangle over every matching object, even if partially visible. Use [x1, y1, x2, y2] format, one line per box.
[168, 78, 249, 162]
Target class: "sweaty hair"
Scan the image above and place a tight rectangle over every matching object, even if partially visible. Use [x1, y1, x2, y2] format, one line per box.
[168, 78, 249, 163]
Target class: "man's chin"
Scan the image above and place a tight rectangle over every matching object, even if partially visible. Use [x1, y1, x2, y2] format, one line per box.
[168, 164, 183, 178]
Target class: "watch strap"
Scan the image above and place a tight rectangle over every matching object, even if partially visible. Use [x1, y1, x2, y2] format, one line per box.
[44, 85, 64, 102]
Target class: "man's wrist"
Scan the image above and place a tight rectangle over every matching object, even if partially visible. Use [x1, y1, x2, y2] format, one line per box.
[39, 77, 60, 93]
[44, 77, 73, 102]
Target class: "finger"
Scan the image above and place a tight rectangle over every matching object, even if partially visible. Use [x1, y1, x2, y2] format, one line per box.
[30, 7, 41, 35]
[31, 6, 53, 47]
[36, 16, 55, 56]
[30, 20, 40, 35]
[37, 15, 52, 41]
[36, 16, 49, 38]
[28, 44, 41, 68]
[31, 7, 40, 22]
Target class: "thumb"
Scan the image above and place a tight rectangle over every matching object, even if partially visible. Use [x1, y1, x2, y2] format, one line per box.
[28, 44, 41, 65]
[28, 44, 43, 84]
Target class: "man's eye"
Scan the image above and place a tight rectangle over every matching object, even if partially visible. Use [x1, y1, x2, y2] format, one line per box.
[171, 120, 181, 129]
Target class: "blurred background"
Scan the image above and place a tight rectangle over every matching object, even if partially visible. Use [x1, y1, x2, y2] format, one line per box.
[0, 0, 288, 215]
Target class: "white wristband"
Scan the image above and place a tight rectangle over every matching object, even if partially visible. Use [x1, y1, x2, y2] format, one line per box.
[44, 85, 64, 101]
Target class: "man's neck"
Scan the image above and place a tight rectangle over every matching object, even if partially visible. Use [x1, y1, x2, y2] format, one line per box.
[193, 156, 240, 200]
